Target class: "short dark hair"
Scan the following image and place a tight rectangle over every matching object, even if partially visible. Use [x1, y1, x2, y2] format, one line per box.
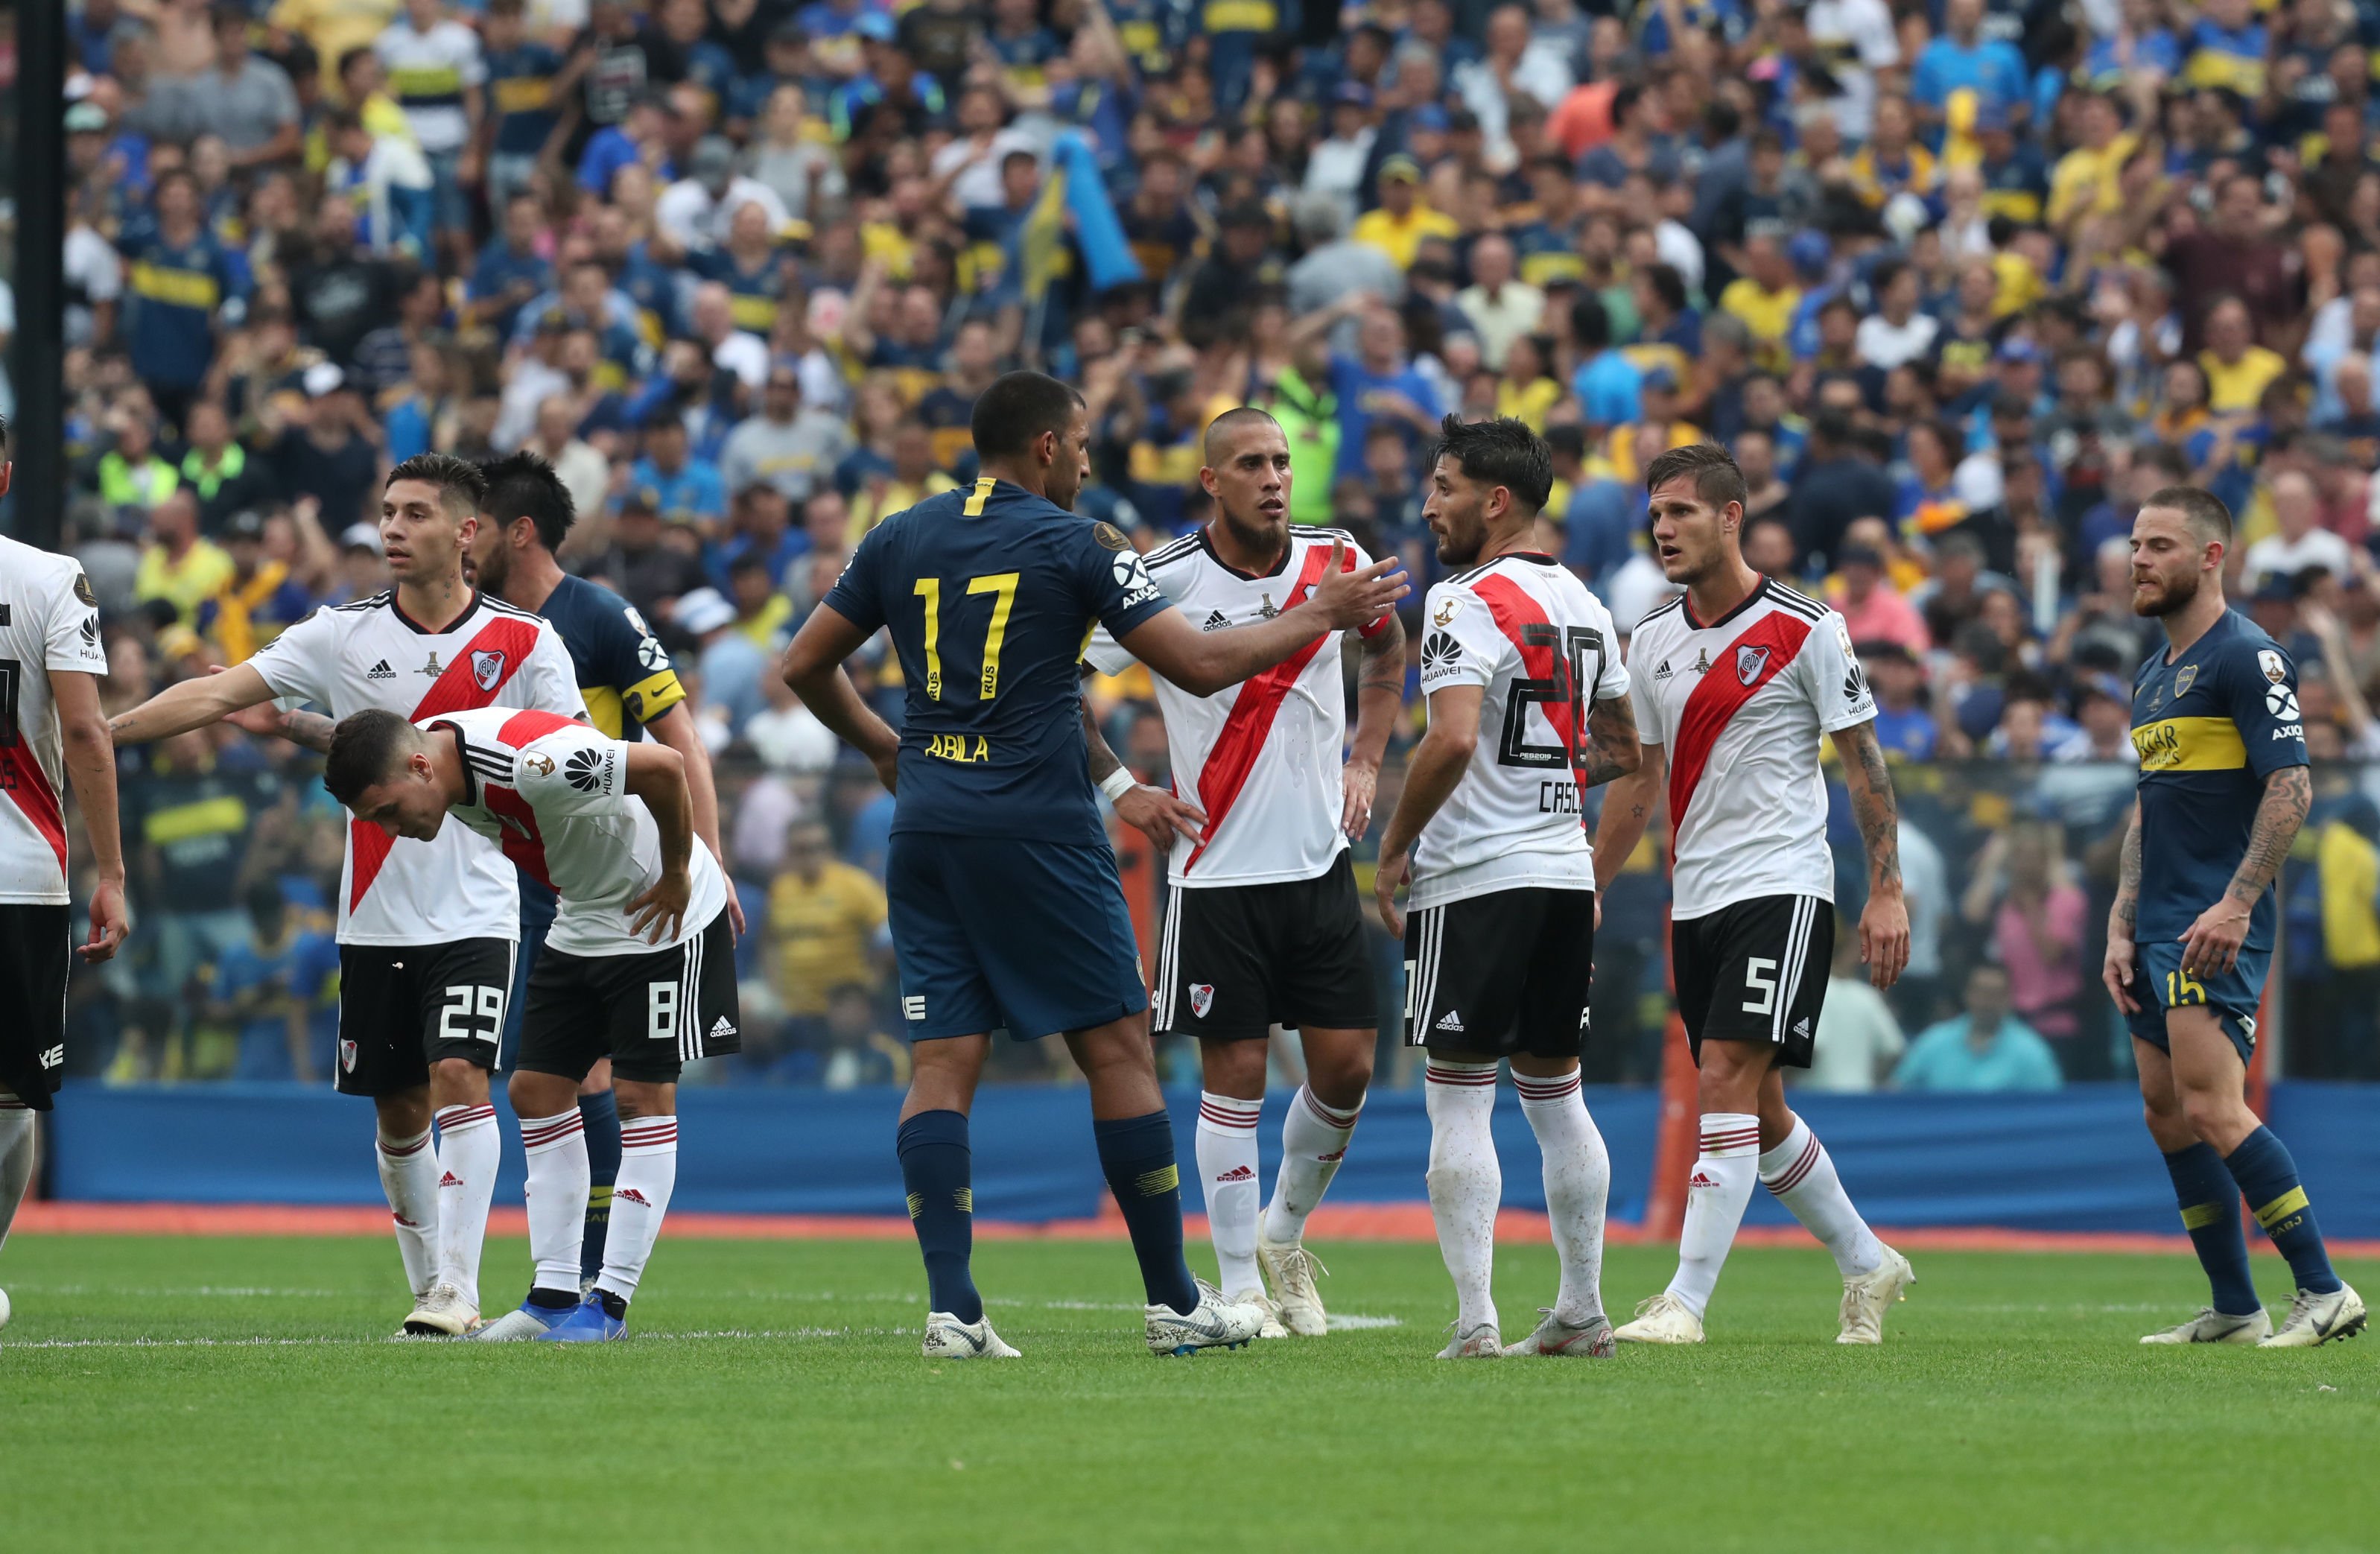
[1570, 294, 1613, 350]
[385, 453, 488, 520]
[324, 710, 422, 808]
[1431, 414, 1553, 516]
[1640, 262, 1688, 316]
[2141, 483, 2233, 545]
[479, 450, 577, 554]
[1643, 443, 1749, 510]
[1204, 405, 1280, 463]
[970, 370, 1084, 459]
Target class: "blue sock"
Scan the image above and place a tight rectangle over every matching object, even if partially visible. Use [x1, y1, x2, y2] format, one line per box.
[898, 1110, 982, 1323]
[578, 1090, 621, 1284]
[2162, 1144, 2260, 1316]
[1094, 1110, 1200, 1316]
[2223, 1126, 2342, 1295]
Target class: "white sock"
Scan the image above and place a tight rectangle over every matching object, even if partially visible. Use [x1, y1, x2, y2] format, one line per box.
[1424, 1061, 1502, 1333]
[1514, 1070, 1609, 1327]
[0, 1096, 34, 1257]
[1261, 1085, 1360, 1246]
[375, 1123, 440, 1298]
[432, 1103, 500, 1309]
[519, 1109, 590, 1295]
[1195, 1091, 1263, 1295]
[597, 1114, 679, 1304]
[1759, 1115, 1885, 1278]
[1665, 1111, 1761, 1320]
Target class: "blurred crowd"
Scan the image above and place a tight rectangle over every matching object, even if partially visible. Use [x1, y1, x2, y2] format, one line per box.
[31, 0, 2380, 1088]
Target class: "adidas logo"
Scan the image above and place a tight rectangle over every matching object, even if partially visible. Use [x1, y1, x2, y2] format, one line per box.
[617, 1187, 652, 1207]
[1654, 659, 1672, 681]
[710, 1016, 737, 1039]
[366, 659, 397, 680]
[438, 1172, 462, 1187]
[1215, 1165, 1256, 1182]
[1201, 609, 1231, 632]
[1792, 1018, 1811, 1040]
[1687, 1170, 1718, 1189]
[1435, 1010, 1465, 1033]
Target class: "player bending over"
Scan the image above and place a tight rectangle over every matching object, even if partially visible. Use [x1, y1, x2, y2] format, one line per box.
[2107, 486, 2364, 1348]
[1593, 443, 1915, 1346]
[1083, 407, 1406, 1339]
[780, 371, 1407, 1359]
[109, 456, 586, 1336]
[322, 706, 735, 1342]
[0, 488, 133, 1325]
[1374, 416, 1638, 1360]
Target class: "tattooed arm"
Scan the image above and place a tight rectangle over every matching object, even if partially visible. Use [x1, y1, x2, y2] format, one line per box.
[1826, 720, 1909, 989]
[1580, 691, 1641, 789]
[2177, 765, 2311, 978]
[2103, 801, 2143, 1013]
[1342, 611, 1407, 838]
[1590, 740, 1665, 895]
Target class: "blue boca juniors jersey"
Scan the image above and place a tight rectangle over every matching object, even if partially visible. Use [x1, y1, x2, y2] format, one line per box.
[2130, 609, 2308, 950]
[822, 475, 1175, 846]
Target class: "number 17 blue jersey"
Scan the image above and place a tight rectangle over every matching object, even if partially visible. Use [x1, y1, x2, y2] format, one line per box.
[822, 476, 1175, 846]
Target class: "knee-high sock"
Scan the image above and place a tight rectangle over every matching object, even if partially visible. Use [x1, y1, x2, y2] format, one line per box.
[897, 1109, 981, 1323]
[1757, 1116, 1885, 1278]
[519, 1109, 590, 1298]
[2224, 1126, 2343, 1295]
[1263, 1085, 1360, 1246]
[1424, 1061, 1502, 1333]
[375, 1122, 439, 1298]
[1094, 1110, 1200, 1316]
[0, 1097, 34, 1258]
[1665, 1112, 1760, 1320]
[1194, 1091, 1263, 1295]
[1514, 1071, 1608, 1326]
[577, 1088, 621, 1285]
[432, 1103, 500, 1309]
[597, 1114, 679, 1304]
[2162, 1142, 2260, 1316]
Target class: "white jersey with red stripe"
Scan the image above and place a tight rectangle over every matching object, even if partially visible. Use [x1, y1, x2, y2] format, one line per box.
[1409, 551, 1631, 910]
[1624, 578, 1876, 920]
[0, 539, 110, 904]
[426, 707, 727, 957]
[1084, 526, 1394, 888]
[247, 589, 584, 945]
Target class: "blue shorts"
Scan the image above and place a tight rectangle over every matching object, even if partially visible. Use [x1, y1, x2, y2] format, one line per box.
[886, 833, 1148, 1042]
[2125, 938, 2266, 1065]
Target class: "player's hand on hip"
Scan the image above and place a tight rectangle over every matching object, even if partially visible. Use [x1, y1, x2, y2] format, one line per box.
[628, 867, 694, 945]
[1309, 538, 1409, 631]
[80, 878, 130, 962]
[1114, 783, 1204, 852]
[1374, 848, 1409, 941]
[1340, 761, 1377, 839]
[1860, 889, 1910, 990]
[2180, 900, 2251, 978]
[2102, 931, 2139, 1014]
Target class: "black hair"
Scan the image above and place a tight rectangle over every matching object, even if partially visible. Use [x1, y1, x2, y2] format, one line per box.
[1570, 293, 1612, 350]
[1640, 262, 1688, 316]
[244, 879, 286, 927]
[969, 370, 1085, 459]
[1430, 414, 1553, 516]
[479, 450, 577, 554]
[1643, 443, 1750, 510]
[385, 453, 489, 520]
[2142, 483, 2233, 545]
[324, 710, 422, 808]
[1203, 405, 1281, 463]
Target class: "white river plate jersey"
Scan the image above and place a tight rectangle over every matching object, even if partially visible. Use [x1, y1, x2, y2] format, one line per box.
[0, 539, 112, 904]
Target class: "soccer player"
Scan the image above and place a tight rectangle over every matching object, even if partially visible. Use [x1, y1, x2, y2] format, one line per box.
[0, 501, 133, 1315]
[108, 455, 584, 1336]
[1082, 407, 1406, 1339]
[2105, 486, 2364, 1348]
[1372, 416, 1639, 1360]
[779, 370, 1407, 1359]
[319, 705, 736, 1342]
[470, 450, 742, 1293]
[1593, 443, 1915, 1346]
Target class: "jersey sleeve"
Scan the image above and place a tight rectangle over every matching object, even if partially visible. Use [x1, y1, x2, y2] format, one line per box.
[1076, 521, 1175, 638]
[1081, 623, 1134, 676]
[819, 520, 889, 634]
[43, 565, 109, 675]
[1417, 582, 1502, 695]
[1626, 630, 1667, 746]
[601, 597, 688, 726]
[522, 621, 590, 718]
[514, 723, 630, 817]
[1806, 611, 1880, 734]
[244, 606, 337, 705]
[2230, 639, 2310, 778]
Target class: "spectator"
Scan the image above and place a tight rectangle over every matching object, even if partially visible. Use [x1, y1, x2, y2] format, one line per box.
[1962, 821, 2092, 1064]
[1893, 965, 2063, 1092]
[721, 364, 856, 504]
[133, 491, 234, 626]
[1803, 927, 1907, 1092]
[2242, 469, 2353, 589]
[1786, 412, 1896, 569]
[1830, 545, 1932, 656]
[206, 880, 338, 1082]
[1455, 235, 1544, 372]
[676, 584, 768, 734]
[1351, 156, 1459, 270]
[765, 822, 889, 1051]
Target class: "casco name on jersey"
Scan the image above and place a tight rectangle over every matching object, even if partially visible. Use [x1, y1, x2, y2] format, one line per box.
[925, 733, 990, 763]
[1540, 778, 1583, 816]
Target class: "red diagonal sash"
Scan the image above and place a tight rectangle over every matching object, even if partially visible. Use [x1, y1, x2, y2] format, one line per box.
[1471, 571, 1588, 799]
[1666, 610, 1811, 862]
[0, 743, 68, 881]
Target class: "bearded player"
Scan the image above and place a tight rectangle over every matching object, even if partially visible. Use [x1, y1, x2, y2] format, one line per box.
[2107, 486, 2363, 1347]
[1593, 443, 1915, 1346]
[1083, 407, 1405, 1338]
[109, 456, 584, 1336]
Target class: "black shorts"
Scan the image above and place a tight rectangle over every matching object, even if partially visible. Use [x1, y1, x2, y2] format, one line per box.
[1402, 887, 1596, 1059]
[0, 904, 71, 1110]
[334, 938, 518, 1097]
[1154, 852, 1377, 1039]
[1672, 893, 1834, 1069]
[515, 908, 740, 1085]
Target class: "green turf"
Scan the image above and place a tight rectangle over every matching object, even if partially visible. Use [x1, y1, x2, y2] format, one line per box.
[1, 1235, 2373, 1553]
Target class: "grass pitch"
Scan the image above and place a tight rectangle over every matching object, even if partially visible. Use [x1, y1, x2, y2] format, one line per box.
[1, 1234, 2373, 1553]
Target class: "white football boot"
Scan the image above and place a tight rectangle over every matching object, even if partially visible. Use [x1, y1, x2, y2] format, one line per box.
[1145, 1278, 1266, 1357]
[1229, 1289, 1291, 1340]
[1836, 1246, 1917, 1345]
[1502, 1308, 1616, 1357]
[923, 1312, 1022, 1359]
[1256, 1236, 1330, 1337]
[1435, 1320, 1505, 1359]
[398, 1281, 478, 1338]
[1612, 1292, 1705, 1345]
[2140, 1307, 2270, 1345]
[2258, 1284, 2367, 1348]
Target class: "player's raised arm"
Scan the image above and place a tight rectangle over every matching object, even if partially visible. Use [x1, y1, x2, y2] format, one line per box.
[49, 668, 129, 960]
[780, 602, 902, 793]
[1826, 719, 1909, 989]
[1118, 538, 1409, 698]
[621, 740, 696, 945]
[107, 660, 280, 746]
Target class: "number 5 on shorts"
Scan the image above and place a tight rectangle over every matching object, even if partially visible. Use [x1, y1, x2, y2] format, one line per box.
[1742, 957, 1779, 1016]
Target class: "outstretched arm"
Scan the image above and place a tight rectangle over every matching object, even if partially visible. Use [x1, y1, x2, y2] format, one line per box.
[1828, 720, 1908, 989]
[1372, 685, 1482, 939]
[2180, 765, 2311, 979]
[1117, 539, 1408, 697]
[1342, 612, 1407, 838]
[780, 604, 902, 792]
[109, 661, 278, 746]
[51, 670, 129, 961]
